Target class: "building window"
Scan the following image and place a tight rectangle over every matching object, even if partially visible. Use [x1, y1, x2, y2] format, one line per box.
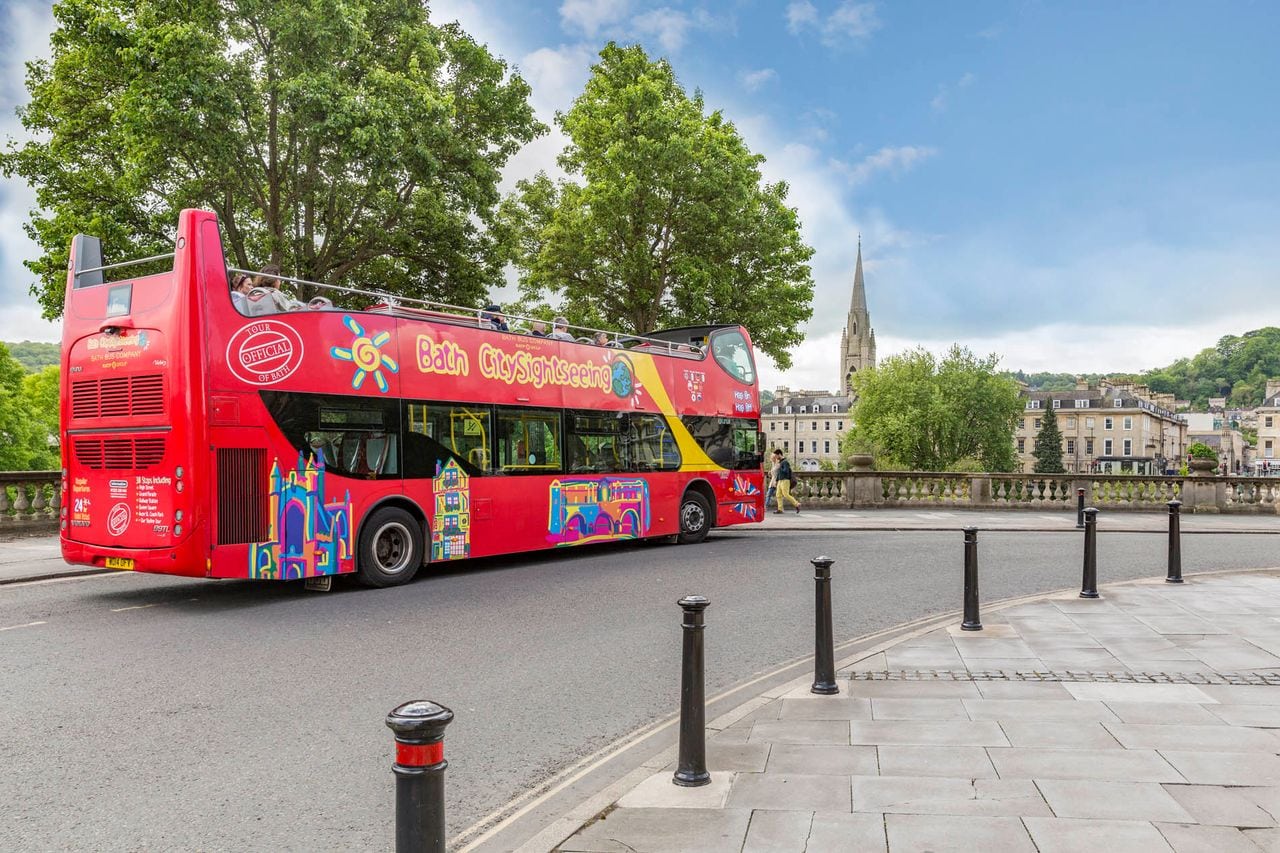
[1086, 438, 1094, 454]
[1017, 437, 1025, 453]
[1066, 417, 1076, 429]
[1034, 418, 1042, 429]
[1123, 439, 1132, 455]
[1086, 417, 1095, 429]
[783, 441, 789, 451]
[800, 406, 807, 413]
[1113, 398, 1123, 407]
[832, 404, 841, 413]
[824, 421, 830, 431]
[1104, 417, 1113, 430]
[824, 440, 830, 453]
[1267, 416, 1274, 428]
[1104, 439, 1113, 455]
[837, 440, 842, 452]
[1075, 399, 1089, 408]
[837, 421, 843, 431]
[811, 421, 817, 431]
[1027, 400, 1041, 409]
[770, 422, 776, 431]
[1067, 439, 1075, 454]
[1123, 416, 1133, 430]
[772, 406, 779, 414]
[812, 440, 819, 452]
[784, 406, 792, 414]
[1052, 399, 1062, 409]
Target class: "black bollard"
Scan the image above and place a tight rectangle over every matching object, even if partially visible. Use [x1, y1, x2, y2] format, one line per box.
[674, 595, 711, 787]
[386, 700, 454, 853]
[1166, 499, 1184, 584]
[1076, 488, 1086, 529]
[810, 556, 839, 694]
[1080, 507, 1100, 598]
[961, 527, 982, 631]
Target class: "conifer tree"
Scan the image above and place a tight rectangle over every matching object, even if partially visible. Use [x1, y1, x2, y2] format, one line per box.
[1032, 402, 1066, 473]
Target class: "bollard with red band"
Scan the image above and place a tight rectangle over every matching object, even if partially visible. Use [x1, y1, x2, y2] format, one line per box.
[387, 700, 454, 853]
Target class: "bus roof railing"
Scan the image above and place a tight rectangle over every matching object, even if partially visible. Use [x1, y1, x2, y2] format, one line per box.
[226, 267, 707, 358]
[77, 252, 177, 277]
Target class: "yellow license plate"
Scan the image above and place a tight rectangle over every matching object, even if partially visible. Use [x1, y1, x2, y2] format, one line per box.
[105, 557, 135, 571]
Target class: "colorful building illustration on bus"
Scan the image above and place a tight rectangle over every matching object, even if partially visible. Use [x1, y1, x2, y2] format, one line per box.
[431, 458, 471, 560]
[547, 477, 651, 545]
[250, 454, 353, 579]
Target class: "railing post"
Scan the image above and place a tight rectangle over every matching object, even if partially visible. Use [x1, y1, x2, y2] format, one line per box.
[962, 527, 982, 631]
[1166, 499, 1184, 584]
[810, 557, 839, 694]
[1080, 507, 1100, 599]
[386, 700, 454, 853]
[674, 595, 711, 787]
[1076, 487, 1085, 529]
[13, 483, 30, 517]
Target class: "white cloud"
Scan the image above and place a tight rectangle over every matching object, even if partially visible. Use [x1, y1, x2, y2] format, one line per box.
[823, 1, 881, 45]
[631, 7, 694, 52]
[559, 0, 632, 38]
[831, 145, 937, 186]
[0, 1, 60, 344]
[785, 1, 819, 35]
[739, 68, 777, 92]
[931, 71, 976, 113]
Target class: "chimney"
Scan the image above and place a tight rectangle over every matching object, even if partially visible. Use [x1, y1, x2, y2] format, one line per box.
[1267, 379, 1280, 402]
[1075, 376, 1089, 391]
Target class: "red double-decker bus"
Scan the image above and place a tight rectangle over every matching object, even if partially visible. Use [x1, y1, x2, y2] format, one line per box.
[59, 210, 764, 587]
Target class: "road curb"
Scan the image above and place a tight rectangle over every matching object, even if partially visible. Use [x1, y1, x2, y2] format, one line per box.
[0, 568, 114, 587]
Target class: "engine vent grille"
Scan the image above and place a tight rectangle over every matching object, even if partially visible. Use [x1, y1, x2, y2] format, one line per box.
[73, 436, 166, 470]
[217, 448, 268, 544]
[71, 374, 165, 419]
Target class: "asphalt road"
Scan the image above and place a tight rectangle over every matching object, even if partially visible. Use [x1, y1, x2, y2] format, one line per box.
[2, 527, 1278, 851]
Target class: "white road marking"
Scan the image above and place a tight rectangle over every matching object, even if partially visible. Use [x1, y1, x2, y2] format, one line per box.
[0, 620, 47, 632]
[111, 603, 159, 612]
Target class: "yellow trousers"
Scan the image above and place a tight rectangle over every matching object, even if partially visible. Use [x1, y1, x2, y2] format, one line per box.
[776, 479, 800, 511]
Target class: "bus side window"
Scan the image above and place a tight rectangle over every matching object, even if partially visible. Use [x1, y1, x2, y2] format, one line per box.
[497, 407, 562, 474]
[401, 400, 490, 478]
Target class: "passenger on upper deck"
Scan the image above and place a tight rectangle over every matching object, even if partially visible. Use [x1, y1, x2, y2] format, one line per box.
[230, 273, 253, 314]
[547, 317, 574, 341]
[528, 320, 547, 337]
[245, 263, 296, 316]
[480, 304, 509, 332]
[594, 331, 622, 348]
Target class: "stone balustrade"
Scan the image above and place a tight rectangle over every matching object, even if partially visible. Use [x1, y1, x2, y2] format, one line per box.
[795, 470, 1280, 514]
[0, 471, 61, 534]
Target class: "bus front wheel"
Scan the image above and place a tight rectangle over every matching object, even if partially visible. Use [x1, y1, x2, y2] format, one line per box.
[677, 491, 711, 545]
[357, 507, 424, 587]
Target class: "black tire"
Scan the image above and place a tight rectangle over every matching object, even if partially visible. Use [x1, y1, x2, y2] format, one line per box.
[677, 491, 712, 545]
[356, 506, 424, 588]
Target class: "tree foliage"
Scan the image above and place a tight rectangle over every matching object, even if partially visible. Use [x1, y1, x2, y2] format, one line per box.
[1142, 328, 1280, 409]
[846, 345, 1023, 472]
[3, 341, 60, 373]
[2, 0, 544, 317]
[1032, 403, 1065, 473]
[499, 43, 814, 368]
[0, 345, 59, 471]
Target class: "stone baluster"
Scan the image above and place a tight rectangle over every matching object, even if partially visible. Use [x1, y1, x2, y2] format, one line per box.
[13, 482, 30, 517]
[0, 482, 10, 521]
[31, 483, 47, 517]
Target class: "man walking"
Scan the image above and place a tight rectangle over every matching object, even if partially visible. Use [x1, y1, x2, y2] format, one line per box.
[771, 449, 800, 514]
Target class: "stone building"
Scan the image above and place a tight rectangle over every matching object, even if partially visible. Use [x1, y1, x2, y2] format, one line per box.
[761, 388, 851, 471]
[839, 239, 876, 394]
[1255, 379, 1280, 474]
[1015, 379, 1187, 475]
[1184, 413, 1250, 475]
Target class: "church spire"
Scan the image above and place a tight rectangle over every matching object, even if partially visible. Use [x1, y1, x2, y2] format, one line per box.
[849, 236, 867, 316]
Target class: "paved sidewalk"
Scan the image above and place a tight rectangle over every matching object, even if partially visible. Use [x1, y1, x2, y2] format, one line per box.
[0, 535, 93, 584]
[553, 571, 1280, 852]
[755, 507, 1280, 534]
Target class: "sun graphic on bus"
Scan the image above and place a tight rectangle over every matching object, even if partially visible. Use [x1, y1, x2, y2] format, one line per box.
[329, 315, 399, 393]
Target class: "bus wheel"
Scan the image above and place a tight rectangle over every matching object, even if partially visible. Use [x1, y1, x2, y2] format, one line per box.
[677, 491, 711, 545]
[357, 507, 423, 588]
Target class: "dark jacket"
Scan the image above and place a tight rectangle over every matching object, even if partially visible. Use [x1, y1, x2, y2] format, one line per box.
[777, 458, 794, 483]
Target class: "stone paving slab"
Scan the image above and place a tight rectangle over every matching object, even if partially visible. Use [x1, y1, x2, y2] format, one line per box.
[552, 571, 1280, 853]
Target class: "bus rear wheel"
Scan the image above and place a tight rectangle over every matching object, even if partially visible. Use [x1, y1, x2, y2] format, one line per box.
[357, 507, 424, 588]
[677, 491, 712, 544]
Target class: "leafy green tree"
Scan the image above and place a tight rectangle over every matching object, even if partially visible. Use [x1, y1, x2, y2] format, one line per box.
[1032, 403, 1066, 473]
[847, 345, 1023, 472]
[500, 43, 814, 368]
[4, 341, 60, 373]
[23, 366, 62, 470]
[0, 344, 49, 470]
[2, 0, 544, 317]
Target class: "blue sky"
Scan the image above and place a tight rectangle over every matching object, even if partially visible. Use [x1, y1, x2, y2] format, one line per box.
[3, 0, 1279, 392]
